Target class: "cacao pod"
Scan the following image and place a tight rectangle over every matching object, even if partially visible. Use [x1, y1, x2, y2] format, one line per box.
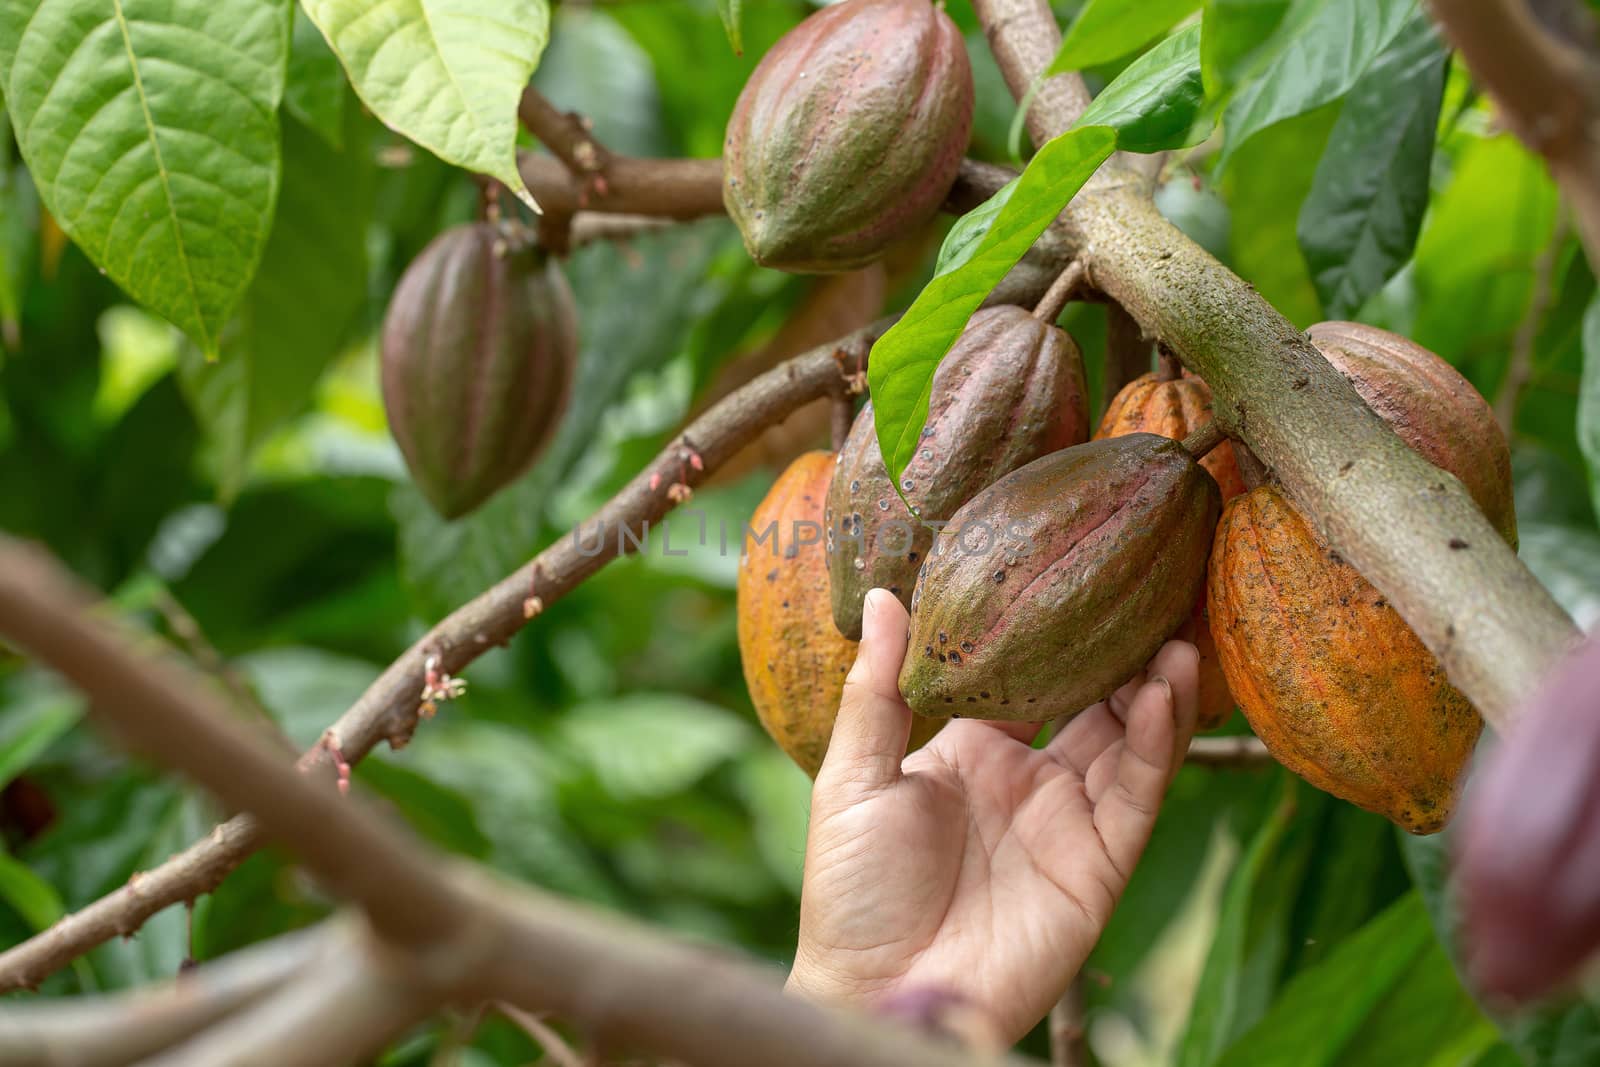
[828, 305, 1090, 639]
[900, 434, 1220, 721]
[1459, 633, 1600, 1002]
[381, 222, 576, 519]
[1208, 486, 1483, 834]
[1308, 321, 1516, 546]
[1097, 370, 1244, 729]
[739, 452, 945, 776]
[723, 0, 974, 273]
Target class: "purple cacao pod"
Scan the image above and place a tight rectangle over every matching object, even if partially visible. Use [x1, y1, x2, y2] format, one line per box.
[1458, 633, 1600, 1002]
[723, 0, 974, 273]
[381, 223, 576, 519]
[826, 305, 1090, 639]
[900, 435, 1219, 721]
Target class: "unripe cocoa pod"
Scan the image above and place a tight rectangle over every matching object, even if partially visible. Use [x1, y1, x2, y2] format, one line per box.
[900, 435, 1220, 721]
[1097, 370, 1244, 729]
[827, 305, 1089, 639]
[738, 452, 945, 776]
[381, 223, 576, 519]
[1308, 321, 1516, 547]
[723, 0, 974, 273]
[1459, 634, 1600, 1002]
[1208, 486, 1482, 834]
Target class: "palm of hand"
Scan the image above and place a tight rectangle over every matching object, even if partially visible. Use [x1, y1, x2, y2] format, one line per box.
[789, 591, 1198, 1045]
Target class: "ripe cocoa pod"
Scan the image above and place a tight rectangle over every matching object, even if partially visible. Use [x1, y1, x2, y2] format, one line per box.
[1097, 370, 1244, 729]
[1308, 321, 1516, 547]
[1459, 634, 1600, 1002]
[738, 452, 945, 776]
[1208, 486, 1483, 834]
[381, 223, 576, 519]
[723, 0, 974, 273]
[900, 435, 1220, 721]
[827, 305, 1090, 639]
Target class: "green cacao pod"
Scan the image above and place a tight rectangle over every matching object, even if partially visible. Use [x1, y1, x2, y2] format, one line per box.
[381, 223, 576, 519]
[723, 0, 974, 273]
[827, 305, 1090, 639]
[900, 435, 1220, 721]
[1308, 320, 1516, 546]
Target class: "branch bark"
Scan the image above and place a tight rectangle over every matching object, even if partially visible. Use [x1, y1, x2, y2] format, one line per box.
[973, 0, 1580, 730]
[1428, 0, 1600, 267]
[0, 538, 1042, 1067]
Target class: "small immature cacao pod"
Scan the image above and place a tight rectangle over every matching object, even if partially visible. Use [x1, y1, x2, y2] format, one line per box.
[1208, 487, 1483, 834]
[381, 222, 577, 520]
[1459, 634, 1600, 1003]
[827, 305, 1090, 639]
[1097, 369, 1244, 729]
[1308, 321, 1516, 545]
[723, 0, 974, 273]
[738, 451, 945, 776]
[900, 435, 1220, 721]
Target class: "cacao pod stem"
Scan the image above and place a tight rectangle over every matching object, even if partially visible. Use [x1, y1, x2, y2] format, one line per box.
[1180, 421, 1226, 460]
[1032, 261, 1085, 323]
[1157, 350, 1183, 381]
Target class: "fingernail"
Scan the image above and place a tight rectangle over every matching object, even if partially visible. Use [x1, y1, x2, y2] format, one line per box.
[1151, 675, 1174, 718]
[865, 588, 887, 619]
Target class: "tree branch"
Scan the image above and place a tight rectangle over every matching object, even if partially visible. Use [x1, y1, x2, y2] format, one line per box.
[1429, 0, 1600, 267]
[1047, 979, 1086, 1067]
[973, 0, 1580, 730]
[0, 926, 326, 1067]
[1186, 736, 1274, 768]
[0, 538, 1042, 1067]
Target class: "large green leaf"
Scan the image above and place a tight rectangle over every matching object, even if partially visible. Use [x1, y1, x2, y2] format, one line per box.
[559, 693, 752, 801]
[1297, 12, 1446, 319]
[179, 110, 372, 499]
[1218, 0, 1414, 166]
[1213, 894, 1495, 1067]
[1051, 0, 1203, 72]
[0, 0, 291, 355]
[716, 0, 743, 55]
[1076, 24, 1208, 151]
[1200, 0, 1292, 97]
[1578, 293, 1600, 519]
[300, 0, 548, 206]
[0, 847, 65, 932]
[0, 108, 37, 348]
[284, 5, 346, 148]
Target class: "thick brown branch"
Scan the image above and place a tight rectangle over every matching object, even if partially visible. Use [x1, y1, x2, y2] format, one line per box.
[0, 926, 325, 1067]
[969, 0, 1091, 148]
[518, 154, 726, 222]
[1429, 0, 1600, 267]
[0, 322, 892, 990]
[974, 0, 1581, 729]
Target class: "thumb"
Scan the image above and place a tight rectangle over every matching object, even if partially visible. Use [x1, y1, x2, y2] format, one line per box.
[818, 588, 914, 793]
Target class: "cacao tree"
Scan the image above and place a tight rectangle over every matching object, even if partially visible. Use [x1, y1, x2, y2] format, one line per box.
[0, 0, 1597, 1064]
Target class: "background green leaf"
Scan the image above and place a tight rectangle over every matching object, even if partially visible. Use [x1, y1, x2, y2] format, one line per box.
[1076, 24, 1208, 151]
[1051, 0, 1203, 73]
[0, 0, 291, 353]
[300, 0, 549, 206]
[284, 6, 347, 149]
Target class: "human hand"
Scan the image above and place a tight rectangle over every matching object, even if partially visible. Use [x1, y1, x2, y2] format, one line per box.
[787, 588, 1200, 1044]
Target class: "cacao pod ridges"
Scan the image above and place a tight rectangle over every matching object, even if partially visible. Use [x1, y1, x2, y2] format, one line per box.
[381, 222, 577, 520]
[723, 0, 974, 273]
[738, 451, 944, 776]
[827, 304, 1089, 639]
[1208, 486, 1482, 834]
[900, 434, 1220, 722]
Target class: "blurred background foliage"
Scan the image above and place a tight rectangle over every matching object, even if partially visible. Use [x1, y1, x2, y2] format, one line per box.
[1, 0, 1598, 1064]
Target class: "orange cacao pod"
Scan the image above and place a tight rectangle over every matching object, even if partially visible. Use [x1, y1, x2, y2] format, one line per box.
[1096, 370, 1243, 729]
[1208, 486, 1483, 834]
[738, 452, 944, 775]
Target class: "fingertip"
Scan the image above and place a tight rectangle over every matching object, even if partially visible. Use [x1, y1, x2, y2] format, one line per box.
[1149, 639, 1200, 736]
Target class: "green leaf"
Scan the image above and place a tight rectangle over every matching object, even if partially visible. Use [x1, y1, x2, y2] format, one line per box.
[179, 111, 372, 499]
[1076, 24, 1208, 152]
[1219, 0, 1415, 166]
[285, 5, 347, 148]
[735, 748, 812, 897]
[1177, 777, 1326, 1067]
[1213, 894, 1494, 1067]
[1578, 293, 1600, 519]
[1051, 0, 1202, 72]
[716, 0, 743, 55]
[1201, 0, 1292, 96]
[0, 847, 64, 931]
[0, 0, 291, 356]
[1297, 13, 1446, 319]
[0, 681, 79, 791]
[357, 757, 490, 859]
[559, 693, 752, 801]
[0, 114, 37, 349]
[300, 0, 549, 207]
[867, 127, 1115, 485]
